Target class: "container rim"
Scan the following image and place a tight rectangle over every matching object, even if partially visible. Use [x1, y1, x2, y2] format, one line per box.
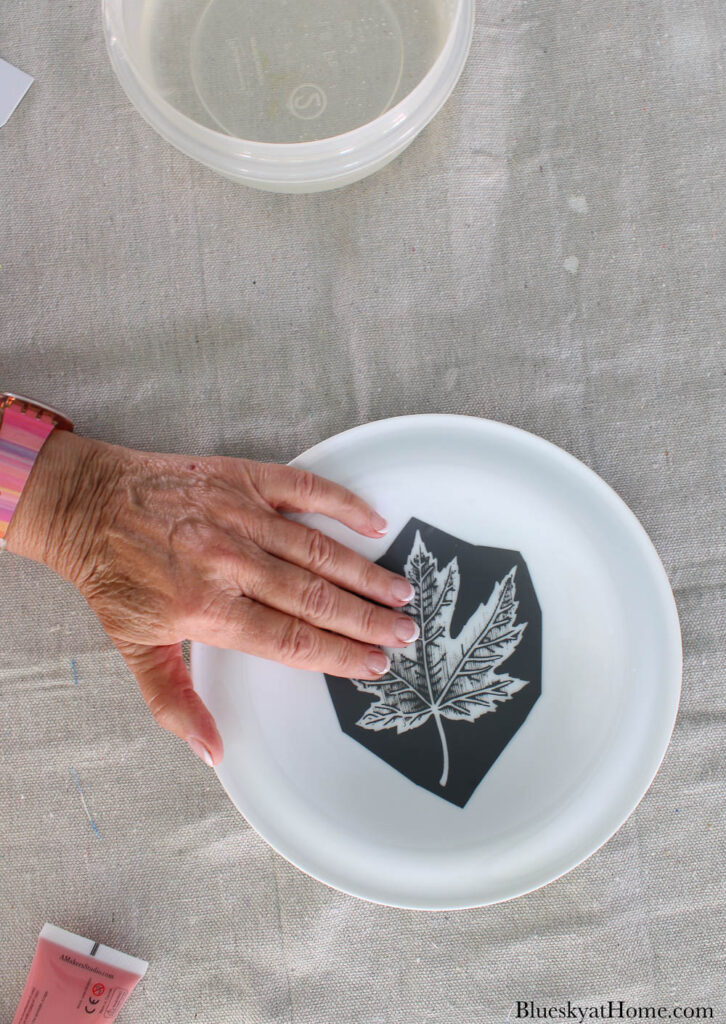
[102, 0, 475, 182]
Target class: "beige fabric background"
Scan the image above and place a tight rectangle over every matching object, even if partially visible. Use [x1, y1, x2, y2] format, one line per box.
[1, 0, 724, 1019]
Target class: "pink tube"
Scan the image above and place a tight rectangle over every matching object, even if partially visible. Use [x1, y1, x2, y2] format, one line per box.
[12, 923, 148, 1023]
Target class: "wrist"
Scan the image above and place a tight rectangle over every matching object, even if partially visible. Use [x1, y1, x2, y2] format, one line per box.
[5, 429, 122, 584]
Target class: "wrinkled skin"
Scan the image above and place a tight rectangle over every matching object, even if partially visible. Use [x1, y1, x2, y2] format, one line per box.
[7, 431, 418, 766]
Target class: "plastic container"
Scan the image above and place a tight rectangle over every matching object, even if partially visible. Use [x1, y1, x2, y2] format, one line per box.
[102, 0, 474, 192]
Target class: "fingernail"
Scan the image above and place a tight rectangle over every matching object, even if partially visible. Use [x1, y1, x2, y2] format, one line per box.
[187, 737, 214, 767]
[393, 617, 420, 645]
[366, 650, 390, 676]
[370, 512, 388, 535]
[391, 578, 415, 604]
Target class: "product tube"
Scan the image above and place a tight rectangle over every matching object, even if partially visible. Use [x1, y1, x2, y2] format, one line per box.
[12, 923, 148, 1023]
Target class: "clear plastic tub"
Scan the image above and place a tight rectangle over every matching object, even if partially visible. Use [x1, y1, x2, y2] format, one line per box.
[102, 0, 474, 192]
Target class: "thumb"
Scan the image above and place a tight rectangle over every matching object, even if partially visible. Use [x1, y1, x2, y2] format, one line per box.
[114, 639, 223, 767]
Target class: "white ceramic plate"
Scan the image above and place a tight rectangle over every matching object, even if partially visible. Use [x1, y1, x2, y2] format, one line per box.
[191, 415, 682, 909]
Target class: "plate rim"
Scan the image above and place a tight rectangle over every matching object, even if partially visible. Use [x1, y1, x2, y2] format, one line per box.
[192, 413, 683, 909]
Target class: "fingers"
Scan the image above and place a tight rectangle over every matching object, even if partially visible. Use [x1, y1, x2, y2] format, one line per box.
[190, 597, 393, 681]
[250, 462, 389, 538]
[249, 514, 414, 608]
[229, 543, 419, 649]
[114, 638, 223, 767]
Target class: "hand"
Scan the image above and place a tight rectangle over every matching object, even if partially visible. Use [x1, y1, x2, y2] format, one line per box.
[7, 431, 418, 766]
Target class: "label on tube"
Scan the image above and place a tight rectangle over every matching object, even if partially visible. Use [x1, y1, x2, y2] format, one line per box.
[12, 923, 148, 1023]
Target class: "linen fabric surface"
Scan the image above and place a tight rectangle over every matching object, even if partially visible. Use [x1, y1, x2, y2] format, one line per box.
[1, 0, 724, 1020]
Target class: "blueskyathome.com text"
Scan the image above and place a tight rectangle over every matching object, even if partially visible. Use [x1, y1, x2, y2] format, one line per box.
[514, 1002, 714, 1021]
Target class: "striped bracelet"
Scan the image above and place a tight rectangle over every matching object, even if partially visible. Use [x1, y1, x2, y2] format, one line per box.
[0, 394, 74, 549]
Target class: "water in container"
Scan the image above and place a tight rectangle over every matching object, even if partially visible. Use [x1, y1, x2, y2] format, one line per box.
[138, 0, 450, 142]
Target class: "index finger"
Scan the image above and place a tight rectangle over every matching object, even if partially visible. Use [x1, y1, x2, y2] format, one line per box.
[250, 462, 389, 538]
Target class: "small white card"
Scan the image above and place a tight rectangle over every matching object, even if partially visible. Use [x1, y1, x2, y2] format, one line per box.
[0, 57, 33, 128]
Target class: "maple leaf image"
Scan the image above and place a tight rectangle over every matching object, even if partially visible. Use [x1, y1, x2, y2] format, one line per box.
[352, 531, 529, 787]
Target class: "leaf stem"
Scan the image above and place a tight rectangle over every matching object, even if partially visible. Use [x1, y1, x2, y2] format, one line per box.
[434, 711, 449, 787]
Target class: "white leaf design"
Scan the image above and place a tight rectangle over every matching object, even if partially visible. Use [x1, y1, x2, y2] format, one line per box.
[352, 532, 529, 786]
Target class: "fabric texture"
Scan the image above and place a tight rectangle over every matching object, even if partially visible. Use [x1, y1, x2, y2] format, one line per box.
[1, 0, 724, 1019]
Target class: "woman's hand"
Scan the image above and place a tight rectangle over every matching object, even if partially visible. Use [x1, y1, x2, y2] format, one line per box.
[7, 431, 418, 767]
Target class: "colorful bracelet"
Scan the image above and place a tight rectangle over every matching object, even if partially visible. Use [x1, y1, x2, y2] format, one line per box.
[0, 394, 74, 548]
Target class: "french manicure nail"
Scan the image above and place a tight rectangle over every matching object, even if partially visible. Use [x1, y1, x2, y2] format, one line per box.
[393, 617, 420, 645]
[187, 737, 214, 767]
[367, 650, 391, 676]
[391, 578, 415, 604]
[371, 512, 388, 535]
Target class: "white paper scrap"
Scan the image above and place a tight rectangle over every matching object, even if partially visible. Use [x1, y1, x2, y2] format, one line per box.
[0, 57, 34, 128]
